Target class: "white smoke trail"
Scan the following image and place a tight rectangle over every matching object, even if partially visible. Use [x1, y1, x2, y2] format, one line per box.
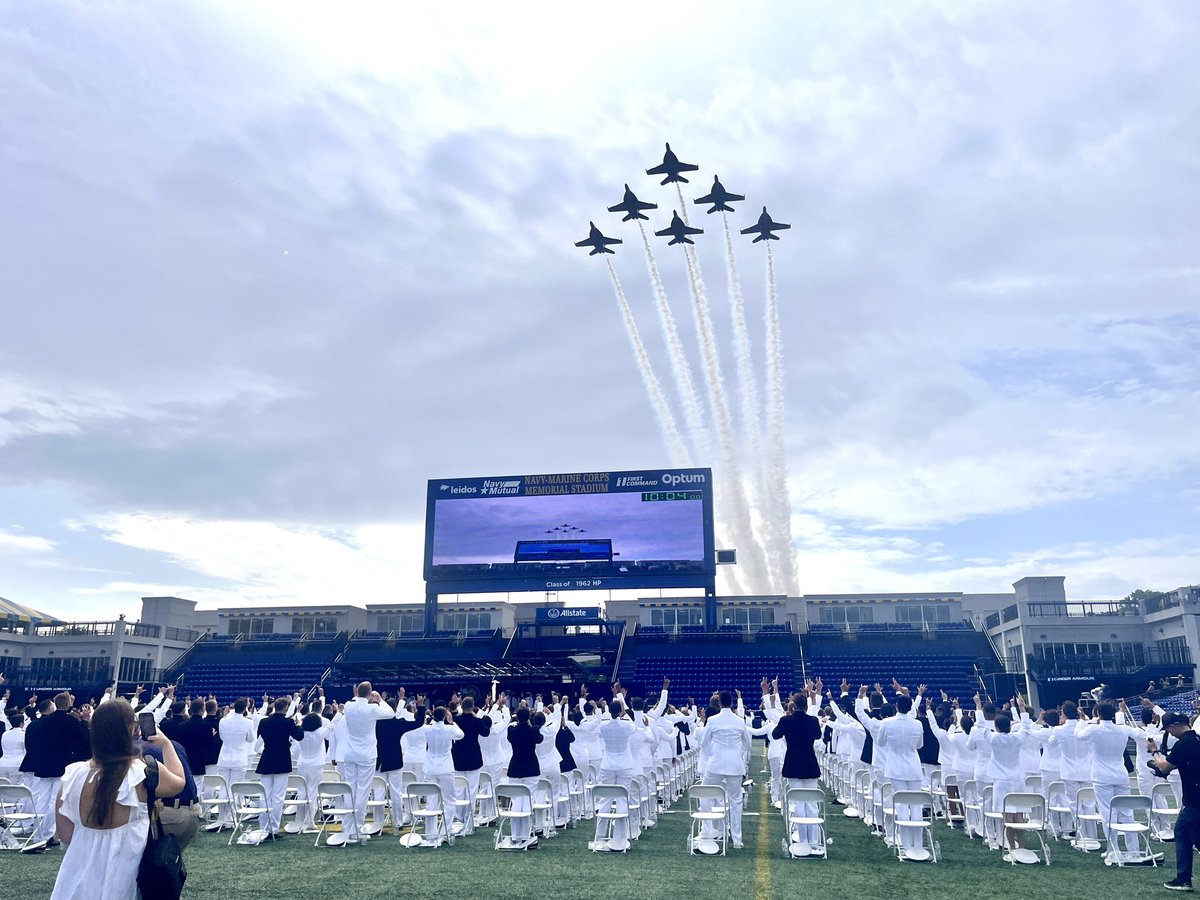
[764, 242, 798, 595]
[606, 257, 692, 467]
[671, 188, 772, 595]
[720, 212, 776, 587]
[637, 221, 709, 461]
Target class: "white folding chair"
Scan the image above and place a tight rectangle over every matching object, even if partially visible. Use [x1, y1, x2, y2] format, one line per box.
[1003, 792, 1051, 865]
[198, 773, 232, 833]
[228, 781, 272, 846]
[687, 784, 727, 856]
[313, 782, 355, 848]
[494, 783, 534, 850]
[891, 790, 939, 863]
[364, 775, 390, 835]
[1106, 794, 1156, 866]
[403, 782, 451, 848]
[567, 770, 587, 823]
[963, 780, 986, 840]
[475, 771, 497, 827]
[592, 784, 634, 852]
[783, 787, 827, 859]
[1073, 786, 1104, 852]
[0, 784, 45, 852]
[532, 777, 556, 839]
[943, 774, 965, 828]
[1045, 780, 1074, 841]
[451, 775, 473, 834]
[1151, 781, 1180, 842]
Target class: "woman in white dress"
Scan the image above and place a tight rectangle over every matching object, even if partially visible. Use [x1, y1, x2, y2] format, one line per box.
[51, 699, 185, 900]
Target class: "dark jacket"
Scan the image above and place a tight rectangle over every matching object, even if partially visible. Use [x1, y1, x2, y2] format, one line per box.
[556, 726, 576, 774]
[772, 709, 822, 780]
[21, 710, 90, 778]
[256, 713, 304, 775]
[451, 712, 492, 773]
[506, 721, 542, 779]
[177, 715, 214, 775]
[376, 707, 426, 773]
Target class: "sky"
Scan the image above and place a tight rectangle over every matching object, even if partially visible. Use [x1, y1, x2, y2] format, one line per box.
[0, 1, 1197, 621]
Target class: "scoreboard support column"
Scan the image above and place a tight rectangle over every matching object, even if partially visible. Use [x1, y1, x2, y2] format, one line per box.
[424, 586, 439, 636]
[704, 578, 717, 630]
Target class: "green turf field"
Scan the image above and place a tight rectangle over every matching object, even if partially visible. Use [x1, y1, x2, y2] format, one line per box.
[11, 747, 1182, 899]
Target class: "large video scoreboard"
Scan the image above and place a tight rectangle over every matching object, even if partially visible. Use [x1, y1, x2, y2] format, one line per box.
[424, 467, 715, 594]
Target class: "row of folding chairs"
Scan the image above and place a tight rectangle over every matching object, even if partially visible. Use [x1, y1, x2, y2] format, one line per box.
[819, 749, 1179, 869]
[818, 751, 940, 863]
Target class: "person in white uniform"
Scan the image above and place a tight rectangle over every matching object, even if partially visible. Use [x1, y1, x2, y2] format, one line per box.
[698, 691, 751, 848]
[335, 682, 394, 843]
[877, 694, 925, 856]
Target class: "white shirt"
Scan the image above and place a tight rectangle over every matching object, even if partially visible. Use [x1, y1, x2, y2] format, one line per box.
[216, 712, 256, 768]
[1075, 719, 1132, 786]
[877, 713, 924, 782]
[297, 721, 332, 768]
[698, 708, 751, 777]
[338, 697, 395, 763]
[598, 716, 639, 771]
[424, 721, 464, 775]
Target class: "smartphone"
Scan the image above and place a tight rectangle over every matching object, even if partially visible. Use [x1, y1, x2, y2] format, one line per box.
[138, 711, 157, 740]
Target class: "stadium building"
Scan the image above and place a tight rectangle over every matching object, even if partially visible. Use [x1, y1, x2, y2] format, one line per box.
[2, 576, 1196, 712]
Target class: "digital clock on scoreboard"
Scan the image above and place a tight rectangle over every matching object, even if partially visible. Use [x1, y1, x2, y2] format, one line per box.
[641, 491, 703, 502]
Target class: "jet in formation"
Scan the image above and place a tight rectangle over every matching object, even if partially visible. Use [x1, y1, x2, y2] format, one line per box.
[646, 142, 700, 185]
[693, 176, 745, 214]
[607, 184, 658, 221]
[575, 221, 622, 255]
[655, 211, 704, 245]
[741, 207, 790, 242]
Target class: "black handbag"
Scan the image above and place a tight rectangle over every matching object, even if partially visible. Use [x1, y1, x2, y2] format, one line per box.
[137, 756, 187, 900]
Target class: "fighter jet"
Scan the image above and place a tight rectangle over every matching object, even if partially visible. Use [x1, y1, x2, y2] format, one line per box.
[646, 142, 700, 185]
[575, 221, 622, 255]
[655, 210, 704, 246]
[607, 184, 658, 221]
[740, 207, 791, 242]
[693, 176, 745, 214]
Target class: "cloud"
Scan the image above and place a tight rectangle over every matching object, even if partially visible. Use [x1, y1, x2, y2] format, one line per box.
[0, 527, 55, 554]
[87, 514, 426, 607]
[1, 3, 1198, 613]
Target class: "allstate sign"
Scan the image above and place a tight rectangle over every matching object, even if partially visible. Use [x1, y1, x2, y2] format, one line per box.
[535, 607, 602, 624]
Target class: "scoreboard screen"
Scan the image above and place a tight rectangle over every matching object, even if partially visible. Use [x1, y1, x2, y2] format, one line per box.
[424, 468, 715, 593]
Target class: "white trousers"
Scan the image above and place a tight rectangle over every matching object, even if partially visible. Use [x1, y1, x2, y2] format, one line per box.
[768, 756, 784, 803]
[702, 772, 745, 845]
[296, 764, 323, 829]
[785, 776, 821, 846]
[31, 776, 60, 842]
[259, 773, 288, 834]
[211, 765, 246, 825]
[341, 760, 376, 840]
[889, 777, 924, 851]
[455, 769, 480, 833]
[596, 767, 634, 843]
[506, 776, 539, 841]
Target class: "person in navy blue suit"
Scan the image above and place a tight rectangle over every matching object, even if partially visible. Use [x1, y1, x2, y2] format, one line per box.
[256, 698, 304, 835]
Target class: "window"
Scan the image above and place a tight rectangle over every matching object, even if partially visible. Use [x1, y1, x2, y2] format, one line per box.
[895, 604, 953, 625]
[817, 605, 873, 626]
[292, 616, 338, 634]
[119, 657, 154, 682]
[649, 607, 703, 632]
[375, 613, 425, 633]
[440, 612, 492, 633]
[229, 617, 274, 637]
[719, 606, 775, 630]
[30, 656, 109, 681]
